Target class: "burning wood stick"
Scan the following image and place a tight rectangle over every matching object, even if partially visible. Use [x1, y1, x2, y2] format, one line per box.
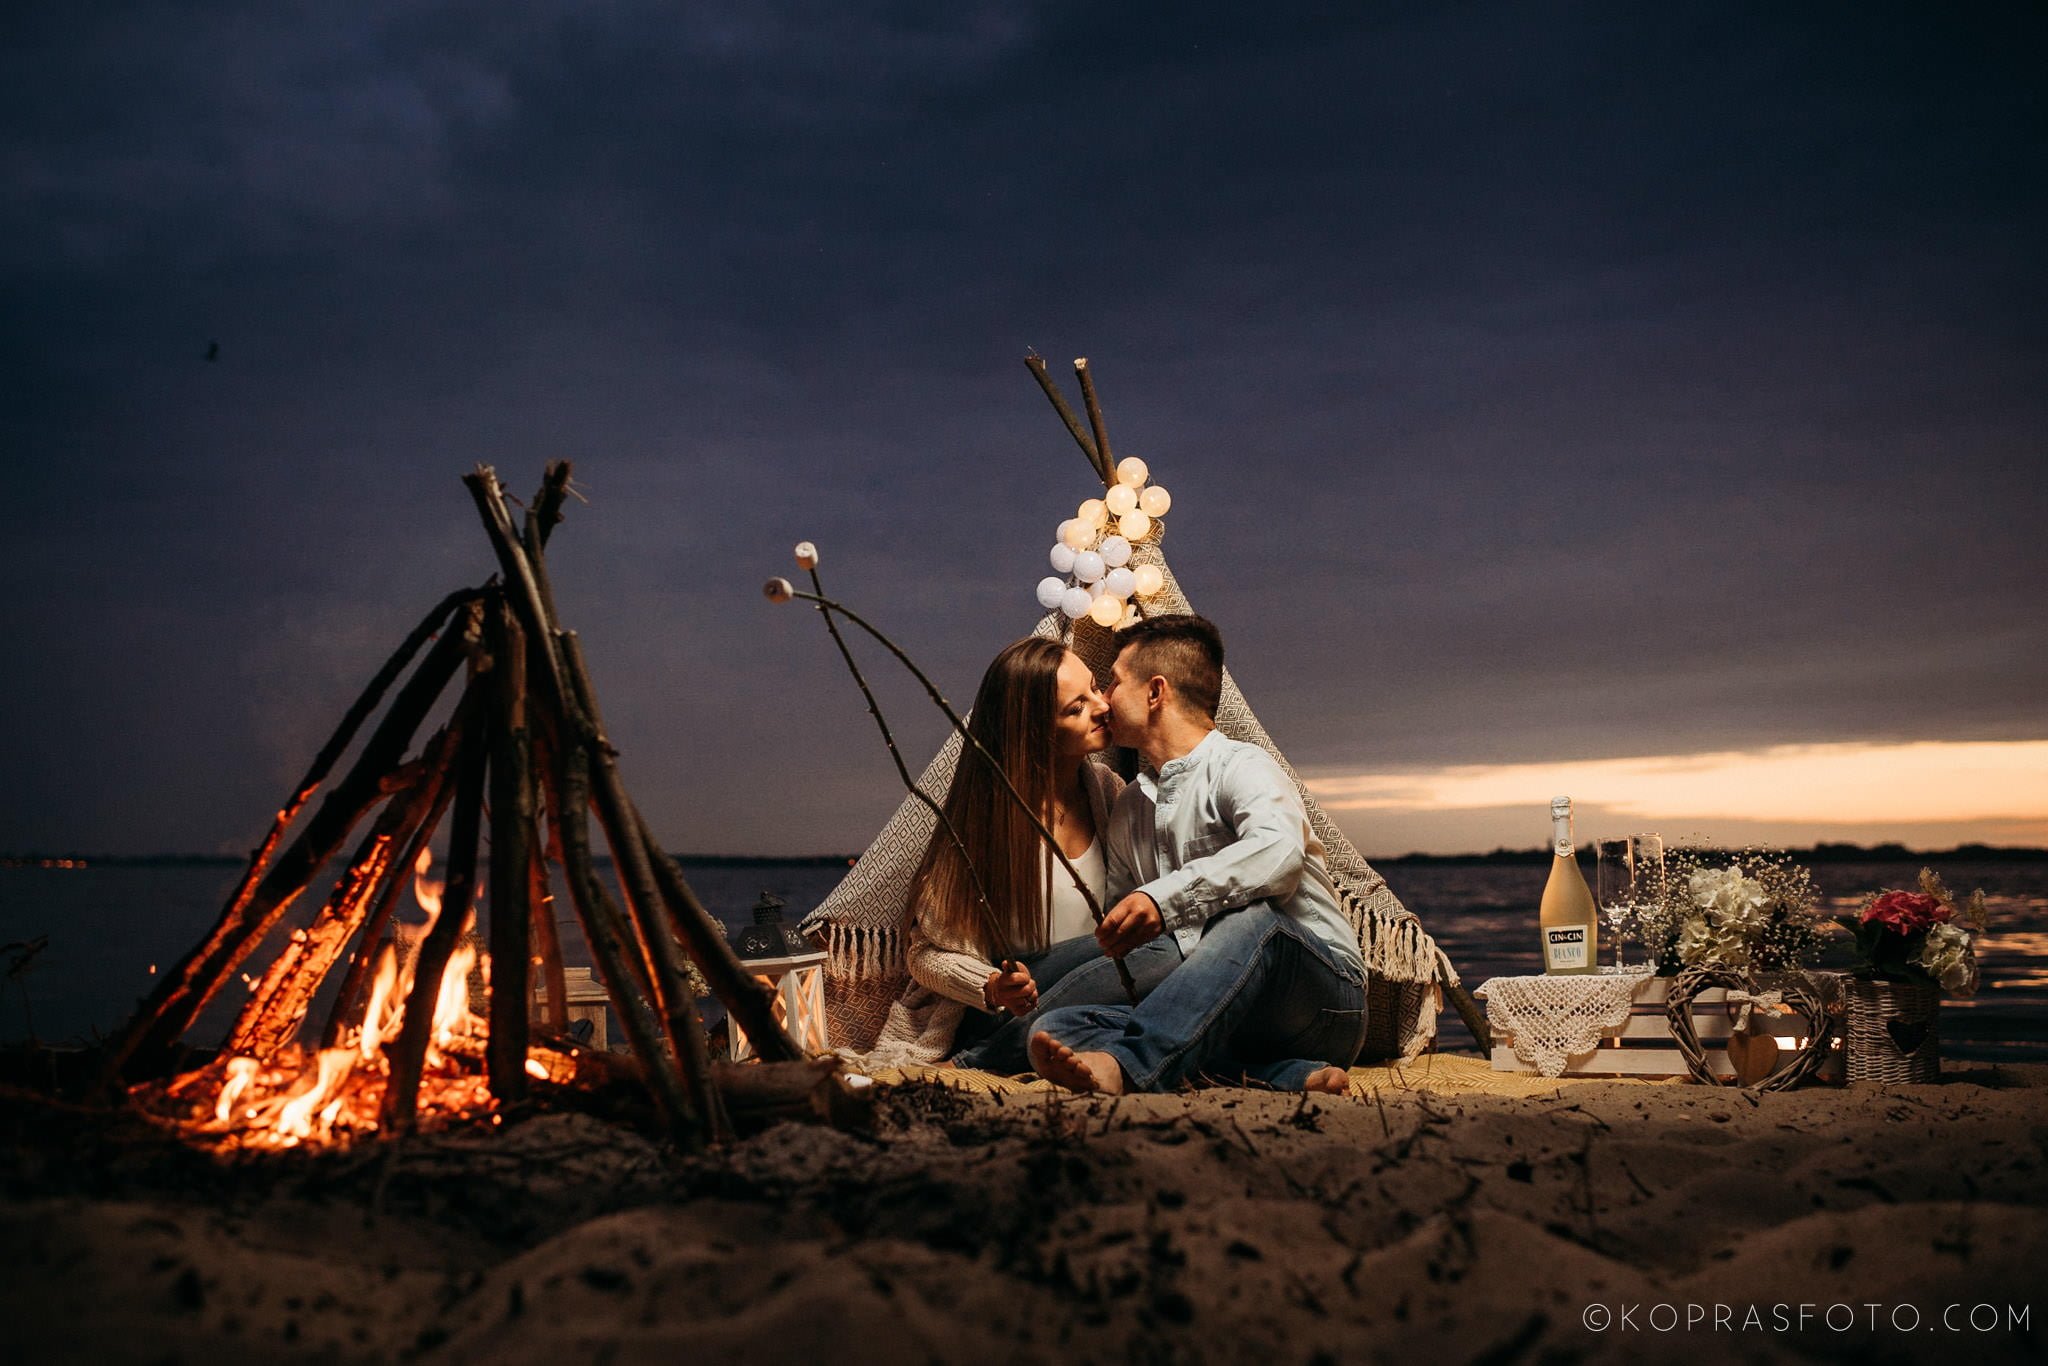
[382, 703, 492, 1132]
[485, 600, 535, 1103]
[109, 600, 484, 1081]
[319, 748, 461, 1050]
[1025, 353, 1109, 484]
[194, 586, 485, 1044]
[230, 721, 462, 1057]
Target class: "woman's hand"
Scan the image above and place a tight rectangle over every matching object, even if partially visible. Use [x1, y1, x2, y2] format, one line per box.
[983, 961, 1038, 1014]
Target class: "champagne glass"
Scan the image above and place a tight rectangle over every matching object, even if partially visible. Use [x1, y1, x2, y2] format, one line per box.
[1592, 838, 1633, 971]
[1627, 833, 1665, 970]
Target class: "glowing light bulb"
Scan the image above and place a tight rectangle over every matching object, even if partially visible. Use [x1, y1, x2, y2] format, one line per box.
[1088, 594, 1123, 627]
[1078, 498, 1108, 529]
[1049, 543, 1077, 573]
[1139, 485, 1171, 518]
[1118, 510, 1152, 541]
[793, 541, 820, 569]
[1073, 550, 1105, 584]
[1116, 456, 1149, 488]
[1103, 566, 1136, 599]
[1132, 564, 1165, 597]
[1098, 534, 1131, 568]
[1061, 519, 1097, 551]
[1036, 577, 1068, 610]
[1105, 484, 1138, 517]
[1060, 586, 1093, 620]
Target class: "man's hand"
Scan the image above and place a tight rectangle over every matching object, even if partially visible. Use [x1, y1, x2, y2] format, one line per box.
[983, 961, 1038, 1014]
[1096, 891, 1164, 958]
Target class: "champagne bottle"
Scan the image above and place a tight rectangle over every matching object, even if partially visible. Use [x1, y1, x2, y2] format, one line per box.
[1539, 795, 1598, 974]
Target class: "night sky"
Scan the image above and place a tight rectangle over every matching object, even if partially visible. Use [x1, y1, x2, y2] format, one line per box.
[5, 3, 2044, 858]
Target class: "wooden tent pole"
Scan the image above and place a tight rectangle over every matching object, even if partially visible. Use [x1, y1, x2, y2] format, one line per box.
[108, 600, 482, 1080]
[485, 601, 535, 1103]
[1024, 354, 1108, 482]
[1073, 358, 1118, 486]
[381, 695, 492, 1132]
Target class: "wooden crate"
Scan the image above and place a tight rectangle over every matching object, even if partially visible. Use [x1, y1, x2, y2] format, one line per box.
[1491, 975, 1844, 1082]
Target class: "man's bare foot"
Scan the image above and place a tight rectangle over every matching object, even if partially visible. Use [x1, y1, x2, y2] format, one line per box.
[1029, 1032, 1126, 1095]
[1303, 1065, 1350, 1095]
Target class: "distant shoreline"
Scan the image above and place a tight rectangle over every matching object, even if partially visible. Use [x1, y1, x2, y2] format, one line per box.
[7, 843, 2046, 869]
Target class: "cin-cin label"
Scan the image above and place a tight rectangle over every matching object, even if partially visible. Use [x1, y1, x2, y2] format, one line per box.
[1544, 925, 1588, 971]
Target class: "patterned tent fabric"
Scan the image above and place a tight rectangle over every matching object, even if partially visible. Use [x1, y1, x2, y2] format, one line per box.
[801, 531, 1457, 1062]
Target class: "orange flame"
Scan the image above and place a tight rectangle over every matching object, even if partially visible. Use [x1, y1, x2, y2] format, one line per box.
[214, 1056, 259, 1123]
[274, 1048, 356, 1144]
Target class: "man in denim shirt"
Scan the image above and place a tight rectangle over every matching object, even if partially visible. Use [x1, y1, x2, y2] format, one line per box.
[1029, 615, 1367, 1094]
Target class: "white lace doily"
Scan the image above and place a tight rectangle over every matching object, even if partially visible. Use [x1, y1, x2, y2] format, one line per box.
[1477, 967, 1656, 1077]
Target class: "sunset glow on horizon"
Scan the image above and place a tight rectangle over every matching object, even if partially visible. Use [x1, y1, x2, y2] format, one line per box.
[1305, 740, 2048, 849]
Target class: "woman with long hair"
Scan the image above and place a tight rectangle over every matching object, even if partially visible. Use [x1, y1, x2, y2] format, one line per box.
[861, 636, 1175, 1071]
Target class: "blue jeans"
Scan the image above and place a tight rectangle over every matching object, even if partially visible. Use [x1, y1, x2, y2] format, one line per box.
[949, 932, 1185, 1074]
[1031, 903, 1368, 1092]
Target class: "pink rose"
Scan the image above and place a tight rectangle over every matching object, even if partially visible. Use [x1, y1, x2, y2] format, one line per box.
[1861, 890, 1951, 935]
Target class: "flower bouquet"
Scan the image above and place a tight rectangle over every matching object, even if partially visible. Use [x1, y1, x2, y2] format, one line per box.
[1612, 848, 1834, 1087]
[1840, 869, 1988, 1082]
[1619, 847, 1826, 976]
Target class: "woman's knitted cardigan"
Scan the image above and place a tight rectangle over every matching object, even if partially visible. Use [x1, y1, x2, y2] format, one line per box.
[845, 760, 1124, 1069]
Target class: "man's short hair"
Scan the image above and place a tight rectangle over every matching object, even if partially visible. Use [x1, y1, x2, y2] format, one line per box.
[1116, 614, 1225, 720]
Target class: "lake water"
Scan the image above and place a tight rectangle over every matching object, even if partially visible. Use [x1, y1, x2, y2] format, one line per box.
[4, 858, 2043, 1063]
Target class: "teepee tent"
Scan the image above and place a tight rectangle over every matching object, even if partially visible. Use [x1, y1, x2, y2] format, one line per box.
[803, 357, 1468, 1062]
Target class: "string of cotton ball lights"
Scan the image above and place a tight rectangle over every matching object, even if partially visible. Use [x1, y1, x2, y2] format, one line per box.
[1034, 457, 1172, 627]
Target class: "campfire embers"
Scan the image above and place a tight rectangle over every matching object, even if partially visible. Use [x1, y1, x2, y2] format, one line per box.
[113, 463, 832, 1153]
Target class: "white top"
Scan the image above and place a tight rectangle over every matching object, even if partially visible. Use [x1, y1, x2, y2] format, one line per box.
[1045, 838, 1107, 945]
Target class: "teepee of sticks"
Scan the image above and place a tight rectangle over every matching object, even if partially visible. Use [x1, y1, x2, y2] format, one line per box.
[803, 356, 1486, 1062]
[108, 464, 847, 1153]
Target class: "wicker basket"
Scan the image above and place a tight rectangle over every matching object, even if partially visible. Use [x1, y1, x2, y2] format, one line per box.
[1843, 977, 1941, 1083]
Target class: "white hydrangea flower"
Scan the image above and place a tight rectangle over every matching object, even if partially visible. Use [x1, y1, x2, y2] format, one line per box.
[1917, 922, 1976, 994]
[1688, 866, 1770, 931]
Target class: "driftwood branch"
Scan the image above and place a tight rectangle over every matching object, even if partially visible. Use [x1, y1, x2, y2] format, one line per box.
[485, 601, 534, 1103]
[559, 630, 728, 1142]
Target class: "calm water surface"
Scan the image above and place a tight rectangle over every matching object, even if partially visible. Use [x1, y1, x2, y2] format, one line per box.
[4, 859, 2043, 1062]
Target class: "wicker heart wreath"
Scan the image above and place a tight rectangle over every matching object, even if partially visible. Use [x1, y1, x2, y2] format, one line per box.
[1665, 964, 1835, 1090]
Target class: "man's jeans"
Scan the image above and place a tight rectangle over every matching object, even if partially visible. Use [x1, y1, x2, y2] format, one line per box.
[948, 933, 1185, 1074]
[1030, 903, 1368, 1091]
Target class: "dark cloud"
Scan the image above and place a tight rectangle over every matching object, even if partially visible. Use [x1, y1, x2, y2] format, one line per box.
[3, 2, 2043, 853]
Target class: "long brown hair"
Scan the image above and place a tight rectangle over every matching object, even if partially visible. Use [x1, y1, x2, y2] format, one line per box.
[909, 636, 1066, 959]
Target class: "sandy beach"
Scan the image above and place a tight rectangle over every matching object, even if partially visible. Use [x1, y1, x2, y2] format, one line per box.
[5, 1057, 2042, 1364]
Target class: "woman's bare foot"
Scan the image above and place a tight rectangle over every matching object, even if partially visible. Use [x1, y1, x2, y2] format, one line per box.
[1302, 1065, 1350, 1095]
[1029, 1031, 1126, 1095]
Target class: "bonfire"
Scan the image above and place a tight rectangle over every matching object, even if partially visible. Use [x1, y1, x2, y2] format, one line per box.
[108, 464, 857, 1154]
